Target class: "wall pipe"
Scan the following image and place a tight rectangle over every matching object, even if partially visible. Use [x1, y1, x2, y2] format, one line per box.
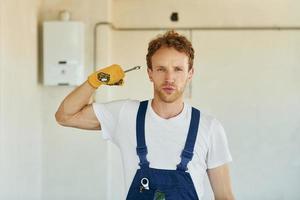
[93, 21, 300, 69]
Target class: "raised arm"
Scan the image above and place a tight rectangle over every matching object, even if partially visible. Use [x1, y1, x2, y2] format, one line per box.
[55, 64, 125, 130]
[207, 164, 235, 200]
[55, 81, 99, 130]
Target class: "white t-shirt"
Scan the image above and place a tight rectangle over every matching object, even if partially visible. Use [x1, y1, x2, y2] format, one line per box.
[92, 99, 232, 199]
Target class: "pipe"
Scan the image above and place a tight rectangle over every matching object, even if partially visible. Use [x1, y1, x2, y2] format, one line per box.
[93, 21, 300, 69]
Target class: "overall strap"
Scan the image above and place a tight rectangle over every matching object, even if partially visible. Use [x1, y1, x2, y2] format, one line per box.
[177, 107, 201, 171]
[136, 100, 150, 169]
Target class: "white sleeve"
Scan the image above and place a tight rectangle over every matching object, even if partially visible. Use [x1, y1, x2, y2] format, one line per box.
[92, 100, 127, 143]
[206, 118, 233, 169]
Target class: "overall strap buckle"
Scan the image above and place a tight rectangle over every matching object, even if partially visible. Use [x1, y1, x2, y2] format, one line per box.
[136, 146, 149, 168]
[177, 150, 194, 171]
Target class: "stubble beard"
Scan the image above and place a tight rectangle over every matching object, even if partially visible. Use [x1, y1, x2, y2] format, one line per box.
[154, 82, 188, 103]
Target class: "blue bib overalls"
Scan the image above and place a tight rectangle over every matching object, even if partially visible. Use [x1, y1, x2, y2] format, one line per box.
[126, 101, 201, 200]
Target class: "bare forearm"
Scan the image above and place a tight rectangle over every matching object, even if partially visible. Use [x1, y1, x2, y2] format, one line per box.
[208, 164, 235, 200]
[56, 81, 96, 118]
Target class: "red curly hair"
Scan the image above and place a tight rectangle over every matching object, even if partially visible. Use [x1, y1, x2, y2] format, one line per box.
[146, 30, 194, 70]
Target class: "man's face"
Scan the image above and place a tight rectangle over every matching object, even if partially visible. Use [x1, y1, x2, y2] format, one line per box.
[147, 47, 194, 103]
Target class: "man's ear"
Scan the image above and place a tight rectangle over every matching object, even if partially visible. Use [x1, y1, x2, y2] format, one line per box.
[188, 67, 194, 80]
[147, 67, 153, 82]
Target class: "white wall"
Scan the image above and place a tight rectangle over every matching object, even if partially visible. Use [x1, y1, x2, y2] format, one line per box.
[113, 0, 300, 28]
[191, 30, 300, 199]
[0, 0, 42, 199]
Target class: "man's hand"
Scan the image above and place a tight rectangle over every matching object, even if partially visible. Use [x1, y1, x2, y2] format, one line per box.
[88, 64, 125, 88]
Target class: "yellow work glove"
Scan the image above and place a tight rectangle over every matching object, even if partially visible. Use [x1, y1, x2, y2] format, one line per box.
[87, 64, 125, 89]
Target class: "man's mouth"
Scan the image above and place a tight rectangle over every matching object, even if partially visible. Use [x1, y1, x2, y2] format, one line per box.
[162, 86, 176, 94]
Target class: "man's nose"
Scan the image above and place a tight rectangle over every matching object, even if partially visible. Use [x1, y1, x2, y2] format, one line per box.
[165, 70, 175, 83]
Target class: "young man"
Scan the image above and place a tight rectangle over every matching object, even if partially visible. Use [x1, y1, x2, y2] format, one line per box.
[55, 31, 235, 200]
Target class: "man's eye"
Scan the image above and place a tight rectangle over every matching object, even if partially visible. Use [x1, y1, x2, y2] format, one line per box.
[175, 67, 183, 71]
